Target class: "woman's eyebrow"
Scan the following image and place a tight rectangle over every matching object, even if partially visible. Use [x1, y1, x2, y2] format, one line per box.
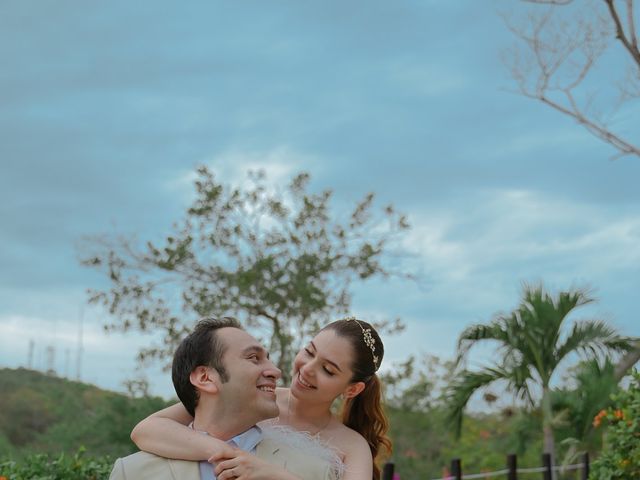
[310, 341, 342, 372]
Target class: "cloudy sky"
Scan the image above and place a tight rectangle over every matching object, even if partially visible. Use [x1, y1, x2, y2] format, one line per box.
[2, 1, 639, 399]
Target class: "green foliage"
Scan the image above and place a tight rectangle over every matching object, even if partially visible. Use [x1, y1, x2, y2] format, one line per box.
[81, 167, 411, 381]
[386, 406, 542, 478]
[387, 406, 445, 477]
[551, 359, 619, 464]
[382, 353, 544, 477]
[0, 387, 56, 446]
[589, 371, 640, 480]
[0, 368, 172, 459]
[382, 354, 454, 413]
[444, 282, 635, 459]
[0, 448, 112, 480]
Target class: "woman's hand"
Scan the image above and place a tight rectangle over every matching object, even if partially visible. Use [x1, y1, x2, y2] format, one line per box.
[206, 439, 239, 464]
[213, 451, 299, 480]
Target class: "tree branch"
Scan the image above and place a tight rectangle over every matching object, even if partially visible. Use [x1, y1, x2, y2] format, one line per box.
[606, 0, 640, 67]
[507, 1, 640, 158]
[535, 91, 640, 157]
[627, 0, 639, 51]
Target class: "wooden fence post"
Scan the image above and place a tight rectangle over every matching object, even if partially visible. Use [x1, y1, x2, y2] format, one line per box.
[507, 453, 517, 480]
[451, 458, 462, 480]
[582, 452, 589, 480]
[542, 453, 552, 480]
[382, 462, 394, 480]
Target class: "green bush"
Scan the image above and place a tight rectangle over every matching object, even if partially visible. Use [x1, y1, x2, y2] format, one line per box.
[0, 448, 113, 480]
[589, 371, 640, 480]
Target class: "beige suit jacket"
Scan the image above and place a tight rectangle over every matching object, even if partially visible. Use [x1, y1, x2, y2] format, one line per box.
[109, 437, 334, 480]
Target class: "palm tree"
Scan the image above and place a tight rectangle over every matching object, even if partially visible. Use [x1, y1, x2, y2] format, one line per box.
[551, 359, 619, 463]
[445, 283, 634, 468]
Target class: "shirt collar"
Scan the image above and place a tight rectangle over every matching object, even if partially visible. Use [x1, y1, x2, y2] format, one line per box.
[189, 422, 263, 451]
[229, 425, 262, 452]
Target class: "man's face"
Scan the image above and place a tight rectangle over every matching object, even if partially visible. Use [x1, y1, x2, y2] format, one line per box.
[216, 327, 281, 422]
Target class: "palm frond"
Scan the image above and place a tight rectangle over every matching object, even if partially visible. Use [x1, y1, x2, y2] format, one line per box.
[444, 367, 512, 437]
[556, 320, 636, 365]
[455, 320, 510, 365]
[506, 361, 536, 405]
[515, 284, 596, 383]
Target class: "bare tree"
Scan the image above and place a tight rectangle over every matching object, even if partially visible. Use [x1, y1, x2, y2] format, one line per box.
[504, 0, 640, 158]
[506, 0, 640, 383]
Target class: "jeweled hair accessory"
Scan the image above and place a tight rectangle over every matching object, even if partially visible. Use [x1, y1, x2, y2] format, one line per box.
[344, 316, 379, 370]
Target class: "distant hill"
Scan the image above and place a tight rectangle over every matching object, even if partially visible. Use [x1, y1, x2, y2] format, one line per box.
[0, 368, 171, 458]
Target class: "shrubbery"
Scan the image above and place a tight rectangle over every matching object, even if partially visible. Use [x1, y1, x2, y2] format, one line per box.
[589, 371, 640, 480]
[0, 448, 112, 480]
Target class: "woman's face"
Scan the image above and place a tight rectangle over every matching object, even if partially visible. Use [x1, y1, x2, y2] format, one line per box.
[290, 329, 361, 403]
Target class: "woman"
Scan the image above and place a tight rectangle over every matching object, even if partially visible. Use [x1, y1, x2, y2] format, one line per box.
[131, 318, 392, 480]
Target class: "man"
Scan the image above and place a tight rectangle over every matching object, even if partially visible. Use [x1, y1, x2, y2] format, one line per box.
[109, 317, 333, 480]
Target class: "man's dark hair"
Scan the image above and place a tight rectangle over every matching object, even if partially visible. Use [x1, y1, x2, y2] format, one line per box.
[171, 316, 242, 416]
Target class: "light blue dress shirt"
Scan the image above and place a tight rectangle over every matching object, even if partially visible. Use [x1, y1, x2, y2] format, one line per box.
[196, 426, 263, 480]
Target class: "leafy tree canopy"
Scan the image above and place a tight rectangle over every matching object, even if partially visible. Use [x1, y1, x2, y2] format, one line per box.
[81, 167, 411, 381]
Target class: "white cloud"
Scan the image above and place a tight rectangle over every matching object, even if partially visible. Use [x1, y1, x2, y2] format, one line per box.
[403, 188, 640, 285]
[166, 145, 323, 202]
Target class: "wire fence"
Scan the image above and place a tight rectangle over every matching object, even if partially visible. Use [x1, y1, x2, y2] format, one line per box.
[382, 452, 591, 480]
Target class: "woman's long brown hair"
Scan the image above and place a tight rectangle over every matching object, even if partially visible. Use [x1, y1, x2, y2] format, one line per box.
[322, 319, 392, 480]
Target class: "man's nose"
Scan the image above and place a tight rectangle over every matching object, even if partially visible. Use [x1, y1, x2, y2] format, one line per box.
[265, 360, 282, 380]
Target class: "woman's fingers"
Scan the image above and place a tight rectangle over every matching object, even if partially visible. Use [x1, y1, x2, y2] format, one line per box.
[214, 451, 276, 480]
[208, 443, 238, 463]
[216, 466, 238, 480]
[214, 456, 240, 476]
